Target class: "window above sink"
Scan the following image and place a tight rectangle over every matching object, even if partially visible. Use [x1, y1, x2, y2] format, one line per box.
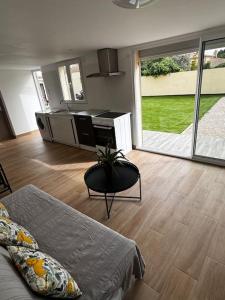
[58, 58, 87, 104]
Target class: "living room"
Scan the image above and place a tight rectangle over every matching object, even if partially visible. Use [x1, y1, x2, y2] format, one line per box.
[0, 1, 225, 300]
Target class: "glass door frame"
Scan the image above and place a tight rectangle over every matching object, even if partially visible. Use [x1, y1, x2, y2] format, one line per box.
[192, 37, 225, 166]
[134, 42, 200, 159]
[134, 36, 225, 166]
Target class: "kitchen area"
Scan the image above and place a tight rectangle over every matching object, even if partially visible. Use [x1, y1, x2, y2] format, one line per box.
[36, 109, 132, 154]
[35, 49, 133, 154]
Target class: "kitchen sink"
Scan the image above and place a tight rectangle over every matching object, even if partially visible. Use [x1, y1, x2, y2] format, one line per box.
[49, 110, 82, 115]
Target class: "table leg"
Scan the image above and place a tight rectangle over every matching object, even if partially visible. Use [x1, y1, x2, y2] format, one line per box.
[87, 187, 90, 198]
[139, 174, 142, 201]
[104, 193, 115, 219]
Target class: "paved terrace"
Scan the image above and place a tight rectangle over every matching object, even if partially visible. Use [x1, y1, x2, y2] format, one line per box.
[142, 96, 225, 159]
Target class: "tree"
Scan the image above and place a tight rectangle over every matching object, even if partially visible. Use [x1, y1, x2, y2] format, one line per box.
[217, 49, 225, 58]
[141, 57, 181, 77]
[203, 61, 211, 69]
[190, 59, 198, 71]
[188, 52, 198, 71]
[172, 54, 191, 71]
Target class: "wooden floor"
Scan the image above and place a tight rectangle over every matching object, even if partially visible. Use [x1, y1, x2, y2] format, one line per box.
[1, 132, 225, 300]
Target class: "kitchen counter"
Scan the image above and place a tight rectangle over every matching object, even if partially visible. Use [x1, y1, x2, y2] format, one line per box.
[36, 109, 132, 154]
[36, 109, 107, 117]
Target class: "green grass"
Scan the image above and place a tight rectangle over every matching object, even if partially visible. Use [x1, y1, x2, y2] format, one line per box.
[142, 95, 222, 134]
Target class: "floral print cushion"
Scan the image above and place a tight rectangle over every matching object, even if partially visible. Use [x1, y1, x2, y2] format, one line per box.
[8, 246, 82, 298]
[0, 217, 38, 250]
[0, 202, 9, 218]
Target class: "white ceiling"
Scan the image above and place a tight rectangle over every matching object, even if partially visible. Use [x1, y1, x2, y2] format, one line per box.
[0, 0, 225, 69]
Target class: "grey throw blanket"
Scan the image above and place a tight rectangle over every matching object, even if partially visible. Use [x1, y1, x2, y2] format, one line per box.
[1, 185, 145, 300]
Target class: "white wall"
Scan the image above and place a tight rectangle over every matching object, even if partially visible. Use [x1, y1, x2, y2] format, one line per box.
[0, 70, 41, 135]
[42, 51, 133, 113]
[142, 71, 197, 96]
[141, 68, 225, 96]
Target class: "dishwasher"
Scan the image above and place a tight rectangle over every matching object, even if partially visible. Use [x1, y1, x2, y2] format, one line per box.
[74, 115, 96, 151]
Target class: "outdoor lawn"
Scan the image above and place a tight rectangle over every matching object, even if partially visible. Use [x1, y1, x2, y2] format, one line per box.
[142, 95, 222, 133]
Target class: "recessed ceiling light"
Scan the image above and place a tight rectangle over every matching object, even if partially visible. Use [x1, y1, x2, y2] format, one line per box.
[112, 0, 157, 9]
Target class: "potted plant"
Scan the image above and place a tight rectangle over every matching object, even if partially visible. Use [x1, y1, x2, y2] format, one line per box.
[97, 144, 127, 180]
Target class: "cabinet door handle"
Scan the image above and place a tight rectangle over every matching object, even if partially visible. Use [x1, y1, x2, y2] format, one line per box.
[93, 125, 113, 130]
[70, 119, 77, 144]
[81, 132, 89, 136]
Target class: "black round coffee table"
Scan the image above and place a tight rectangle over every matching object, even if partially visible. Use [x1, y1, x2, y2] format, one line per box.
[84, 161, 142, 218]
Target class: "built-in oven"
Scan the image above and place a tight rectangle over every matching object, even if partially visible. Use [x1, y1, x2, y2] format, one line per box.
[93, 124, 116, 149]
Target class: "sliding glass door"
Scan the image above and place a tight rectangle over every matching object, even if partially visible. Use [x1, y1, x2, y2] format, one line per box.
[193, 38, 225, 163]
[138, 40, 200, 158]
[136, 36, 225, 165]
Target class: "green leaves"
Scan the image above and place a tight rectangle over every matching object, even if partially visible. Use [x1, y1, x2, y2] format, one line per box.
[97, 144, 128, 167]
[217, 49, 225, 58]
[141, 56, 182, 77]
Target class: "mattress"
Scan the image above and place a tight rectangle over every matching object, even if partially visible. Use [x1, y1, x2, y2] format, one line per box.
[0, 185, 145, 300]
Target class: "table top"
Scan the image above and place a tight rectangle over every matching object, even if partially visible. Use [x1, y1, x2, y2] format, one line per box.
[84, 161, 140, 194]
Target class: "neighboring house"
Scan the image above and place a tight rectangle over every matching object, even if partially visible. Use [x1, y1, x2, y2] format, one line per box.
[190, 53, 225, 68]
[205, 55, 225, 67]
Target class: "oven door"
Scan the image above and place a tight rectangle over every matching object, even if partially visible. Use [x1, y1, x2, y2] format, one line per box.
[93, 125, 116, 149]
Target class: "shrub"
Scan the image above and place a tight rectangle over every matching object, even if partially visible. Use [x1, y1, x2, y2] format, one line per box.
[190, 59, 198, 70]
[203, 61, 211, 69]
[217, 49, 225, 58]
[172, 54, 191, 71]
[141, 57, 181, 77]
[215, 62, 225, 68]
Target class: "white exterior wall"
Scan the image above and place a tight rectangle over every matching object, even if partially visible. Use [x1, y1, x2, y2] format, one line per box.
[0, 70, 41, 135]
[141, 68, 225, 96]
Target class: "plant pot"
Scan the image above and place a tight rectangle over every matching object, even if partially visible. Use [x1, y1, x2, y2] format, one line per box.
[103, 163, 113, 180]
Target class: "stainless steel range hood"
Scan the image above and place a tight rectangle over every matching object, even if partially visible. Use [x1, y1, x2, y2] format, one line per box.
[87, 48, 124, 78]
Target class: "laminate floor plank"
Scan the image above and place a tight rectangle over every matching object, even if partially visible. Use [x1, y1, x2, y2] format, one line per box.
[191, 257, 225, 300]
[159, 267, 196, 300]
[175, 215, 216, 280]
[124, 281, 159, 300]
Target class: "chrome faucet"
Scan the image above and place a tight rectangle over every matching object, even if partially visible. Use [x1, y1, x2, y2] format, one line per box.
[66, 102, 70, 112]
[60, 100, 70, 112]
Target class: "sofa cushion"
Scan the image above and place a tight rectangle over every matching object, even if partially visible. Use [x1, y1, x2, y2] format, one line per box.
[8, 246, 82, 299]
[0, 246, 44, 299]
[0, 217, 38, 250]
[0, 202, 9, 218]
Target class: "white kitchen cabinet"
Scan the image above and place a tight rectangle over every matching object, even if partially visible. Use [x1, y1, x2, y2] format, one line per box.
[114, 113, 132, 154]
[92, 113, 132, 155]
[48, 115, 78, 146]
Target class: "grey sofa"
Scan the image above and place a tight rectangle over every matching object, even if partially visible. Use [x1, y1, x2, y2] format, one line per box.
[0, 185, 145, 300]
